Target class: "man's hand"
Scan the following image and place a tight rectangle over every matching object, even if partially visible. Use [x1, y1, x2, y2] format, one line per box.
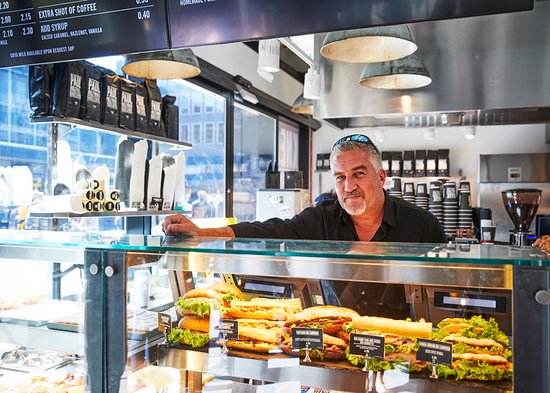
[162, 214, 236, 238]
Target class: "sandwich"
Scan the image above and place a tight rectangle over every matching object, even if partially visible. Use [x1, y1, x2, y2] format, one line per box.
[344, 316, 433, 372]
[225, 298, 300, 321]
[175, 282, 243, 317]
[222, 319, 283, 353]
[281, 332, 348, 360]
[168, 315, 210, 348]
[280, 306, 360, 361]
[283, 305, 359, 335]
[432, 315, 513, 381]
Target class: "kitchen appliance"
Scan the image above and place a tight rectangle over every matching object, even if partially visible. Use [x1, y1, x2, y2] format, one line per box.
[536, 214, 550, 237]
[501, 188, 542, 246]
[256, 189, 310, 221]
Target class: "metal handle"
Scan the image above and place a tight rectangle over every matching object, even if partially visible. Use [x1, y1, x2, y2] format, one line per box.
[104, 265, 114, 278]
[89, 264, 99, 275]
[535, 290, 550, 305]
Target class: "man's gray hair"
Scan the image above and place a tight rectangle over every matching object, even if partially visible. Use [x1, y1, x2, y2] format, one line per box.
[330, 139, 383, 172]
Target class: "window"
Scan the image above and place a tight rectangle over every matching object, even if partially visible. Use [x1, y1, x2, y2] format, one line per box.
[233, 103, 276, 223]
[204, 122, 214, 144]
[192, 123, 202, 145]
[181, 124, 190, 143]
[192, 92, 202, 114]
[278, 118, 300, 172]
[217, 122, 224, 144]
[181, 94, 190, 114]
[204, 95, 215, 113]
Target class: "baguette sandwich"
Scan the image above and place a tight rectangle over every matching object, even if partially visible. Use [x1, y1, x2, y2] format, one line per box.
[175, 282, 243, 317]
[281, 306, 359, 361]
[223, 320, 282, 353]
[225, 298, 299, 321]
[345, 316, 433, 372]
[433, 315, 513, 381]
[168, 315, 210, 348]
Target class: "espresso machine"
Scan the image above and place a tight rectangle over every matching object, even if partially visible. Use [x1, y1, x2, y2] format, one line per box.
[501, 188, 542, 246]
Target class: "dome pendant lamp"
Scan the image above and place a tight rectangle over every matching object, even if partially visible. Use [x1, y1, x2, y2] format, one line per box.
[122, 48, 201, 80]
[321, 25, 417, 63]
[291, 94, 314, 116]
[359, 54, 432, 89]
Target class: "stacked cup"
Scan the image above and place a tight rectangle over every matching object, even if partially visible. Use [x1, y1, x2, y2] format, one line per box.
[389, 178, 403, 199]
[415, 183, 429, 210]
[402, 182, 415, 204]
[442, 182, 459, 237]
[458, 186, 473, 231]
[82, 179, 105, 212]
[428, 181, 443, 223]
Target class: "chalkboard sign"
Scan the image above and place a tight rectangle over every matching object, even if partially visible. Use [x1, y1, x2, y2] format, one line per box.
[167, 0, 533, 48]
[0, 0, 169, 68]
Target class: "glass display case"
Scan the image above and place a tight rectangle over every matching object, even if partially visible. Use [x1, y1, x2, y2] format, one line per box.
[0, 230, 548, 393]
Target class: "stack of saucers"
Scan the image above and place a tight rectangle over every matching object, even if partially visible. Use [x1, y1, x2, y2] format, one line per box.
[428, 184, 443, 223]
[442, 182, 459, 237]
[458, 189, 473, 230]
[389, 177, 403, 199]
[415, 183, 429, 210]
[402, 182, 415, 204]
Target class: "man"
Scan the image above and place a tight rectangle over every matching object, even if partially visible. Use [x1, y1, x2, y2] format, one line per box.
[163, 134, 446, 243]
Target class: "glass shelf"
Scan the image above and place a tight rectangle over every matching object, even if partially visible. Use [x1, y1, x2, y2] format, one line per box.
[30, 116, 192, 150]
[29, 210, 190, 219]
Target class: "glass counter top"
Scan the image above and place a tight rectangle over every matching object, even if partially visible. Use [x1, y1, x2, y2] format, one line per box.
[0, 230, 548, 267]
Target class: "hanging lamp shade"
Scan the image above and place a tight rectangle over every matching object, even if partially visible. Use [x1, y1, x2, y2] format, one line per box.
[359, 54, 432, 89]
[122, 49, 201, 79]
[291, 94, 314, 115]
[321, 25, 417, 63]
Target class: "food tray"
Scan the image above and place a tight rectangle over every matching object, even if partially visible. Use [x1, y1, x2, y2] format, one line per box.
[0, 300, 82, 327]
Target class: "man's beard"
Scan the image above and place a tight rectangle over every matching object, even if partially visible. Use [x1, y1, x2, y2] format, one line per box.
[340, 191, 367, 216]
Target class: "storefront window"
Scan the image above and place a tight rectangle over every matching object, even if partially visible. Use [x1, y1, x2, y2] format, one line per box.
[156, 79, 226, 219]
[233, 103, 276, 222]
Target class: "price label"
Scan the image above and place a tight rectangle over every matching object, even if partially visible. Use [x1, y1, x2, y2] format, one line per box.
[349, 333, 385, 358]
[217, 319, 238, 340]
[157, 312, 172, 334]
[291, 327, 323, 349]
[417, 339, 452, 366]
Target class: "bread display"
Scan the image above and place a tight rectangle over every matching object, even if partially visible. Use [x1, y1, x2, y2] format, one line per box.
[533, 235, 550, 253]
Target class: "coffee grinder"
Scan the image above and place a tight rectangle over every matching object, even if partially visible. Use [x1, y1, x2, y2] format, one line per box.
[501, 188, 542, 246]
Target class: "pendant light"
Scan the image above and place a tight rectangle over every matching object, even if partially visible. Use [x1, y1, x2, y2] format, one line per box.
[321, 25, 417, 63]
[359, 54, 432, 89]
[258, 39, 280, 73]
[122, 48, 201, 80]
[291, 94, 314, 116]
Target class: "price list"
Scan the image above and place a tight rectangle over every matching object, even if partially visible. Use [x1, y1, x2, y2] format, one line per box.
[0, 0, 169, 68]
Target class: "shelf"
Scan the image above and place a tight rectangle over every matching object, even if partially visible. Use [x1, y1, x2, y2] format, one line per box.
[30, 116, 192, 150]
[29, 210, 191, 219]
[158, 347, 512, 393]
[0, 323, 84, 355]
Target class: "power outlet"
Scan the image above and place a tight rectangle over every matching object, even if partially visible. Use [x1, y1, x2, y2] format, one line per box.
[507, 167, 522, 182]
[404, 285, 423, 304]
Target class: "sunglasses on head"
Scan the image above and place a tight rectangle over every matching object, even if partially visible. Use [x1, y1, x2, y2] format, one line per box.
[332, 134, 375, 150]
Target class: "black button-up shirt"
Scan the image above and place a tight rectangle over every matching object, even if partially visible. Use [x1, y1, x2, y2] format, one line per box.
[231, 191, 447, 243]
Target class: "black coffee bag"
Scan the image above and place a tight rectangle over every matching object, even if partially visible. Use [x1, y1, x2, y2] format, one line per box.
[391, 151, 403, 177]
[415, 150, 427, 177]
[162, 95, 179, 140]
[119, 78, 136, 130]
[426, 150, 438, 176]
[381, 151, 392, 177]
[145, 79, 162, 136]
[29, 64, 54, 118]
[52, 61, 86, 118]
[403, 150, 415, 177]
[102, 74, 120, 127]
[81, 61, 103, 123]
[135, 83, 148, 133]
[437, 149, 450, 176]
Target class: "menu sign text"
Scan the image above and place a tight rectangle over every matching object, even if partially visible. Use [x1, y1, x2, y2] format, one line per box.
[0, 0, 169, 68]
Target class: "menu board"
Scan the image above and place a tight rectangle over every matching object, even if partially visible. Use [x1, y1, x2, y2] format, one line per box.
[0, 0, 169, 68]
[167, 0, 533, 48]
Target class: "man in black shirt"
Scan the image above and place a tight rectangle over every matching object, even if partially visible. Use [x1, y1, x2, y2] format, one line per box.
[163, 134, 446, 243]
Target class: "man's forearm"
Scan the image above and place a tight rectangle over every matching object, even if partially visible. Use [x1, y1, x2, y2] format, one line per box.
[197, 226, 236, 238]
